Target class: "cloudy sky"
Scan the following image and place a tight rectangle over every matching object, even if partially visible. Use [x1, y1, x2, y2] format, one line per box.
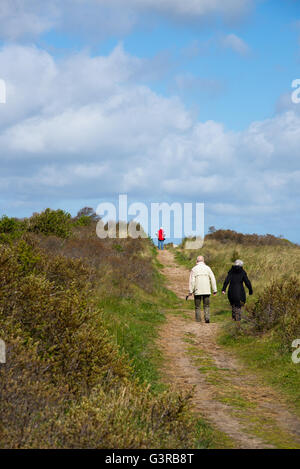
[0, 0, 300, 241]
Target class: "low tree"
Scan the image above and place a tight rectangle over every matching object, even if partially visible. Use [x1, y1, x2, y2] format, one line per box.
[76, 207, 100, 222]
[28, 208, 71, 238]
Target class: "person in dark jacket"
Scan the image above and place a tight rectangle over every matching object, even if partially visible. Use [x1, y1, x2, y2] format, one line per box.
[222, 259, 253, 321]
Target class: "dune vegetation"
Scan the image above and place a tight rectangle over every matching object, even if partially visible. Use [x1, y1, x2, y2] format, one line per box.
[1, 213, 299, 448]
[0, 209, 202, 449]
[175, 231, 300, 412]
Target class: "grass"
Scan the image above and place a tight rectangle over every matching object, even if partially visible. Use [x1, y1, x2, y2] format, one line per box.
[183, 332, 300, 448]
[98, 246, 237, 448]
[174, 239, 300, 412]
[99, 247, 184, 392]
[219, 330, 300, 415]
[171, 243, 300, 447]
[100, 295, 167, 392]
[194, 417, 236, 449]
[234, 408, 300, 449]
[173, 240, 300, 298]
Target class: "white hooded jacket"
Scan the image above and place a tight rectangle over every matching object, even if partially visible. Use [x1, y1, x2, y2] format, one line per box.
[189, 262, 217, 295]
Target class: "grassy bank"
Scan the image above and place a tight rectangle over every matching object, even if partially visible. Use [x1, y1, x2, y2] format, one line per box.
[174, 233, 300, 413]
[99, 262, 179, 392]
[219, 330, 300, 415]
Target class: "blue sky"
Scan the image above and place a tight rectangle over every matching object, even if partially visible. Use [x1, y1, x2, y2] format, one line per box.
[0, 0, 300, 242]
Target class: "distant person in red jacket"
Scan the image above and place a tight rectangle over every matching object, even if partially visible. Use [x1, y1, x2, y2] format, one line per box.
[157, 227, 165, 250]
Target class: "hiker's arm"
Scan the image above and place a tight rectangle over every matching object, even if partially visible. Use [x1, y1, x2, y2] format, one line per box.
[189, 270, 195, 294]
[222, 273, 231, 292]
[243, 273, 253, 295]
[209, 268, 217, 294]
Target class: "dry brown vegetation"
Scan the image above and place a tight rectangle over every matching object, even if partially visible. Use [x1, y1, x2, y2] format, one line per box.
[205, 229, 294, 246]
[0, 211, 196, 448]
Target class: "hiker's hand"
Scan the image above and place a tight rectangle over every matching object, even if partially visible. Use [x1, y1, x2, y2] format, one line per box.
[222, 291, 226, 295]
[185, 294, 189, 301]
[213, 292, 217, 296]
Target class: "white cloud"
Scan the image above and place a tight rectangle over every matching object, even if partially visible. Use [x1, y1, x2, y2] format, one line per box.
[221, 33, 250, 55]
[0, 43, 299, 232]
[0, 1, 59, 40]
[114, 0, 252, 19]
[0, 0, 254, 41]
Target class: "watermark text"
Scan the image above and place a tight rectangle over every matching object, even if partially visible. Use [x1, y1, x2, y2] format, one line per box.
[95, 195, 204, 249]
[291, 79, 300, 104]
[0, 339, 6, 364]
[292, 339, 300, 364]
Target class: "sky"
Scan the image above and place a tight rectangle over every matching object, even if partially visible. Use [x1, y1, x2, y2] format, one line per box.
[0, 0, 300, 242]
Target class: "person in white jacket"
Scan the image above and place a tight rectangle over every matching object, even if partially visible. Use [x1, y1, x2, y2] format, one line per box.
[188, 255, 217, 323]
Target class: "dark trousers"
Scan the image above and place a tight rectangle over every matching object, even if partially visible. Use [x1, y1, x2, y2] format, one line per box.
[231, 304, 243, 321]
[194, 295, 210, 322]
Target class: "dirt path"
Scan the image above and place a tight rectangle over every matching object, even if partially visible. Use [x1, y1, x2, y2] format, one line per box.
[157, 249, 300, 449]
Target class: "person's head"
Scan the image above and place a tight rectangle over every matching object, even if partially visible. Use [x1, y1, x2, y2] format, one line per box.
[197, 255, 204, 263]
[234, 259, 244, 267]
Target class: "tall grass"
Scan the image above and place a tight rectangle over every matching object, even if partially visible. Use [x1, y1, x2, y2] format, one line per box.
[176, 238, 300, 295]
[176, 233, 300, 411]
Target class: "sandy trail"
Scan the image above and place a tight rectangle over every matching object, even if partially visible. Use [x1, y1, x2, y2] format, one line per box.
[157, 249, 300, 449]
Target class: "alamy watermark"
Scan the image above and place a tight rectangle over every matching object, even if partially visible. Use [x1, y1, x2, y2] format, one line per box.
[291, 79, 300, 104]
[95, 194, 204, 249]
[0, 79, 6, 104]
[0, 339, 6, 364]
[291, 339, 300, 364]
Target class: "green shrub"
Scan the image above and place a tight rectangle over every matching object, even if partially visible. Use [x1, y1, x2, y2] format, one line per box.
[15, 240, 42, 275]
[0, 215, 27, 242]
[72, 215, 92, 227]
[54, 385, 194, 449]
[0, 234, 197, 449]
[0, 243, 129, 394]
[28, 209, 71, 238]
[245, 277, 300, 348]
[0, 336, 70, 449]
[0, 216, 20, 233]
